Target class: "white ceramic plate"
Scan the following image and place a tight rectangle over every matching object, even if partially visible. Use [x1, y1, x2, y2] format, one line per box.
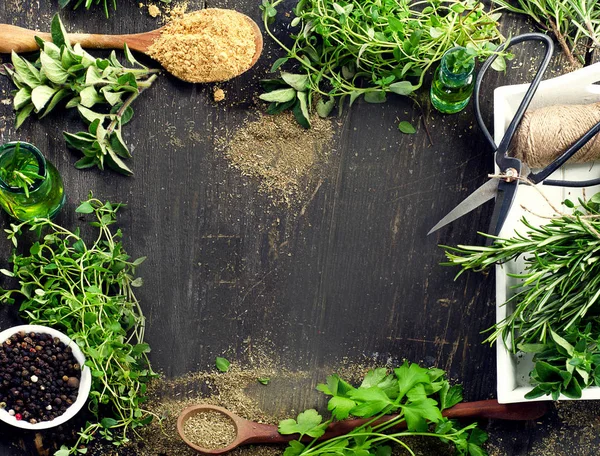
[493, 62, 600, 403]
[0, 324, 92, 429]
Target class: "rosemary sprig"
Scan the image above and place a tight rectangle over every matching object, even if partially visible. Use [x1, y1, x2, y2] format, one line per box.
[1, 15, 159, 175]
[492, 0, 600, 66]
[443, 194, 600, 349]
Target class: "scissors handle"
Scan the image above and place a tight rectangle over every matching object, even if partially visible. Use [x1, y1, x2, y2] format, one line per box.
[473, 33, 554, 170]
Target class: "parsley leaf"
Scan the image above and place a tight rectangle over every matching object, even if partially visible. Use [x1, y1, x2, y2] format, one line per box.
[279, 409, 326, 438]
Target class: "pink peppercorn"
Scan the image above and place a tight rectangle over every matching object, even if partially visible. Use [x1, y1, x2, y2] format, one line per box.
[15, 413, 22, 421]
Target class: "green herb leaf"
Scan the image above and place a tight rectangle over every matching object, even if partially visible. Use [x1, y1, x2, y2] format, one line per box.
[216, 357, 231, 373]
[279, 409, 325, 438]
[259, 88, 297, 103]
[398, 121, 416, 134]
[257, 377, 271, 385]
[281, 72, 309, 91]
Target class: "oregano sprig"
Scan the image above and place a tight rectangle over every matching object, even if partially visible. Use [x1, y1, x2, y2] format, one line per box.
[0, 195, 158, 455]
[2, 15, 159, 175]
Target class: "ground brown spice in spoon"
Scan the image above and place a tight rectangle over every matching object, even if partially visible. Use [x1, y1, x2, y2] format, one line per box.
[148, 8, 256, 83]
[183, 410, 237, 449]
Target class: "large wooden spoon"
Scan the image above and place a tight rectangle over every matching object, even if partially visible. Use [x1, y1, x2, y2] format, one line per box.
[177, 400, 548, 454]
[0, 11, 263, 82]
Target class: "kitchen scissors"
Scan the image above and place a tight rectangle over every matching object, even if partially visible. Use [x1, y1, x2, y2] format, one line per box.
[428, 33, 600, 236]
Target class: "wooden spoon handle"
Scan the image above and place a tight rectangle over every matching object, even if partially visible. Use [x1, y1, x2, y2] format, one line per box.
[0, 24, 160, 54]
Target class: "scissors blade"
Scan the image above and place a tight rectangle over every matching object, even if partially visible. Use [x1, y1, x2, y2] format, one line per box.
[487, 179, 519, 236]
[428, 178, 499, 235]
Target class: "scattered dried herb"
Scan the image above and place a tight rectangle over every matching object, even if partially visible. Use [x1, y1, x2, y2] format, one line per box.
[59, 0, 171, 18]
[0, 195, 157, 455]
[1, 15, 158, 175]
[260, 0, 507, 125]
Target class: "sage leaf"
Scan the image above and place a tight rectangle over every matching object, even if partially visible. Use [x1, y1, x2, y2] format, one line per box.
[13, 87, 32, 110]
[316, 97, 335, 118]
[389, 81, 417, 96]
[398, 121, 416, 134]
[51, 14, 70, 49]
[296, 91, 311, 128]
[31, 85, 59, 111]
[364, 91, 387, 103]
[259, 88, 297, 103]
[15, 104, 34, 129]
[282, 72, 309, 91]
[40, 51, 69, 84]
[78, 105, 108, 124]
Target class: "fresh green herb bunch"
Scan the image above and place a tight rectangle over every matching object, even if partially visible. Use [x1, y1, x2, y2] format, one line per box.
[523, 323, 600, 400]
[59, 0, 172, 18]
[2, 15, 159, 175]
[444, 192, 600, 399]
[260, 0, 507, 126]
[0, 196, 157, 455]
[444, 47, 476, 74]
[492, 0, 600, 66]
[280, 363, 488, 456]
[0, 142, 43, 198]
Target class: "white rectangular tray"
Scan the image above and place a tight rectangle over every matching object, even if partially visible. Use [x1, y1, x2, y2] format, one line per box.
[493, 62, 600, 403]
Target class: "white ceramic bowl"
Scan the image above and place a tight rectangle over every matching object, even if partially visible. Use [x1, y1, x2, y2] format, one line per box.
[0, 324, 92, 429]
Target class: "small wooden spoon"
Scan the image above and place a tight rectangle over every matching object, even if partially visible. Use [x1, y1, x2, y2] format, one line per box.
[0, 11, 263, 82]
[177, 400, 548, 454]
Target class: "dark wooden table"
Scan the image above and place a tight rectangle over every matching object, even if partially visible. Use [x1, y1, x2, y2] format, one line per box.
[1, 1, 600, 455]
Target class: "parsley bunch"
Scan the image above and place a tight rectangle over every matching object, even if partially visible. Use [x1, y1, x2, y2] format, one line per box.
[279, 363, 487, 456]
[0, 196, 157, 455]
[2, 15, 159, 175]
[260, 0, 507, 124]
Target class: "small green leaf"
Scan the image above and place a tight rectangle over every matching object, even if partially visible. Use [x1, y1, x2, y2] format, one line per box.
[281, 72, 309, 91]
[398, 121, 416, 134]
[278, 409, 325, 438]
[76, 201, 95, 214]
[259, 88, 297, 103]
[216, 357, 231, 373]
[31, 85, 59, 112]
[316, 97, 335, 118]
[389, 81, 417, 96]
[101, 417, 119, 428]
[257, 377, 270, 385]
[296, 91, 311, 128]
[51, 14, 71, 49]
[270, 57, 289, 73]
[364, 91, 387, 103]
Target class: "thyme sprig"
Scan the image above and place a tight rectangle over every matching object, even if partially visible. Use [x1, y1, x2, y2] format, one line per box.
[1, 15, 159, 175]
[0, 196, 157, 454]
[492, 0, 600, 66]
[260, 0, 507, 123]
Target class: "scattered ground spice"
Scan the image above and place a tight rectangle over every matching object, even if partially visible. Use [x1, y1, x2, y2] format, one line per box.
[220, 112, 335, 206]
[214, 88, 226, 102]
[147, 4, 161, 17]
[148, 9, 256, 83]
[182, 410, 237, 449]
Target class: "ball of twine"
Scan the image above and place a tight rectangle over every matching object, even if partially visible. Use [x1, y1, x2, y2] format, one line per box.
[510, 103, 600, 167]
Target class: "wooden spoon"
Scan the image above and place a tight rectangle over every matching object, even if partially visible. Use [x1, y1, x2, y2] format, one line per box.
[177, 400, 548, 454]
[0, 10, 263, 82]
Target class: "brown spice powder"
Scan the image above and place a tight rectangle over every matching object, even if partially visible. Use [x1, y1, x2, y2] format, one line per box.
[183, 410, 237, 449]
[221, 112, 335, 206]
[148, 8, 256, 83]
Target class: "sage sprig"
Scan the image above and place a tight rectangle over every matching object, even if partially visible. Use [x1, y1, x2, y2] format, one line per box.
[260, 0, 508, 124]
[2, 15, 159, 175]
[1, 196, 157, 455]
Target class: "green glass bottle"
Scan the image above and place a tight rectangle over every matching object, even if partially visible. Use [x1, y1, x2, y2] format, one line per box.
[0, 142, 65, 221]
[430, 47, 476, 114]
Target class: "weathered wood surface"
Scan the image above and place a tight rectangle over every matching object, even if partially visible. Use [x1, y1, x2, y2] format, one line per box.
[0, 1, 599, 455]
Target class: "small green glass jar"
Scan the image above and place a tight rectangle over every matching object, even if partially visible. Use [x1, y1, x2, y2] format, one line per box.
[430, 47, 476, 114]
[0, 142, 65, 221]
